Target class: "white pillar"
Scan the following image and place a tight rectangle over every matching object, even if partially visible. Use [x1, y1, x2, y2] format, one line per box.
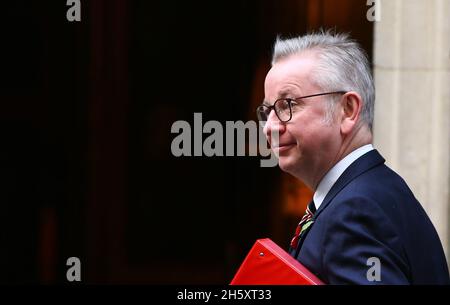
[373, 0, 450, 261]
[374, 0, 450, 258]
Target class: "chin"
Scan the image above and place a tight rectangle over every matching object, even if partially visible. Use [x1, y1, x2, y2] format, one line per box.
[278, 156, 297, 174]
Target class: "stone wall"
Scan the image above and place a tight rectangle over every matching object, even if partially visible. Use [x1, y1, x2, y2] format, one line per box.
[373, 0, 450, 261]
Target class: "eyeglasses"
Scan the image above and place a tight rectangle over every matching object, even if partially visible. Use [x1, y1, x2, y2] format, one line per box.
[256, 91, 347, 125]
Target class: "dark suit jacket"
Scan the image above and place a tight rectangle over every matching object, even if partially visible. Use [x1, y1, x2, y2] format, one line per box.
[290, 150, 450, 284]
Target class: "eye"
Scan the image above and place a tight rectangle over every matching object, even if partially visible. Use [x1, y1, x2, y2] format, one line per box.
[289, 99, 303, 112]
[276, 99, 291, 113]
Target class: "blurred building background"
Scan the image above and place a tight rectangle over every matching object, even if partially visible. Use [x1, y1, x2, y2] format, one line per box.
[0, 0, 448, 284]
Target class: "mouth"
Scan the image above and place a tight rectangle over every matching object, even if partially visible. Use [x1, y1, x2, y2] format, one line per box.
[272, 143, 296, 153]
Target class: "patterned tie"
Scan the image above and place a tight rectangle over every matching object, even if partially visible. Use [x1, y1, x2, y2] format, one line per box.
[290, 200, 316, 250]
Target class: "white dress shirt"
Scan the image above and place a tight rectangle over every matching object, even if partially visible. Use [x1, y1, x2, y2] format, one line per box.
[313, 144, 374, 210]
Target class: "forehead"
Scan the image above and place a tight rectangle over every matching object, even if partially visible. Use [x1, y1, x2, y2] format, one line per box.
[264, 53, 318, 98]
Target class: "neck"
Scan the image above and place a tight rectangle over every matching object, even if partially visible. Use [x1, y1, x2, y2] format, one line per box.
[311, 124, 372, 190]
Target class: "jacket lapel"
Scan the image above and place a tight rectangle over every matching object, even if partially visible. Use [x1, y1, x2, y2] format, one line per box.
[313, 149, 386, 220]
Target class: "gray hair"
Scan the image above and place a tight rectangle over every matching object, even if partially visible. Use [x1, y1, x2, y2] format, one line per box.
[272, 30, 375, 131]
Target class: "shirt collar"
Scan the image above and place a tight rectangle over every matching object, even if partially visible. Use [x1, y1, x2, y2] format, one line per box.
[313, 144, 374, 210]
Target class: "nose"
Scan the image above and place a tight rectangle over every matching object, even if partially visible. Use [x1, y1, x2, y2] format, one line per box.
[263, 110, 286, 145]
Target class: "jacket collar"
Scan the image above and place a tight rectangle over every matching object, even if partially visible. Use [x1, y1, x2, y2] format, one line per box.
[313, 149, 386, 220]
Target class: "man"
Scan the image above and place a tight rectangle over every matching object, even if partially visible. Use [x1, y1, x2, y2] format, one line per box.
[257, 31, 450, 284]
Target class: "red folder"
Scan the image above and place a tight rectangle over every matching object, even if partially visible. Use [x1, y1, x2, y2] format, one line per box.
[230, 238, 324, 285]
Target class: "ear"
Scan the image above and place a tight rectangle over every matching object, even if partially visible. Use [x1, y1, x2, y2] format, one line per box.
[340, 92, 362, 135]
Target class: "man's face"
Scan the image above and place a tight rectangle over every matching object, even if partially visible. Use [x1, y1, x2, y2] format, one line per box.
[263, 53, 342, 188]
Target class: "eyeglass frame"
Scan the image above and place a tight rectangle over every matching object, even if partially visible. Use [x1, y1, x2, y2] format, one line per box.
[256, 91, 347, 123]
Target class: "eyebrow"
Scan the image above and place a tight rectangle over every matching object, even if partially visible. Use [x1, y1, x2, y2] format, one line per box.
[262, 90, 297, 106]
[278, 90, 295, 98]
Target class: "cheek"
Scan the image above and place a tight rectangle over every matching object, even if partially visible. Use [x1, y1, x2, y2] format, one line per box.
[287, 109, 334, 146]
[295, 123, 336, 150]
[315, 125, 341, 150]
[288, 121, 318, 142]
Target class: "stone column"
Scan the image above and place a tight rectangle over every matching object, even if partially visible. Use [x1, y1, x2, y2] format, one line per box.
[373, 0, 450, 260]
